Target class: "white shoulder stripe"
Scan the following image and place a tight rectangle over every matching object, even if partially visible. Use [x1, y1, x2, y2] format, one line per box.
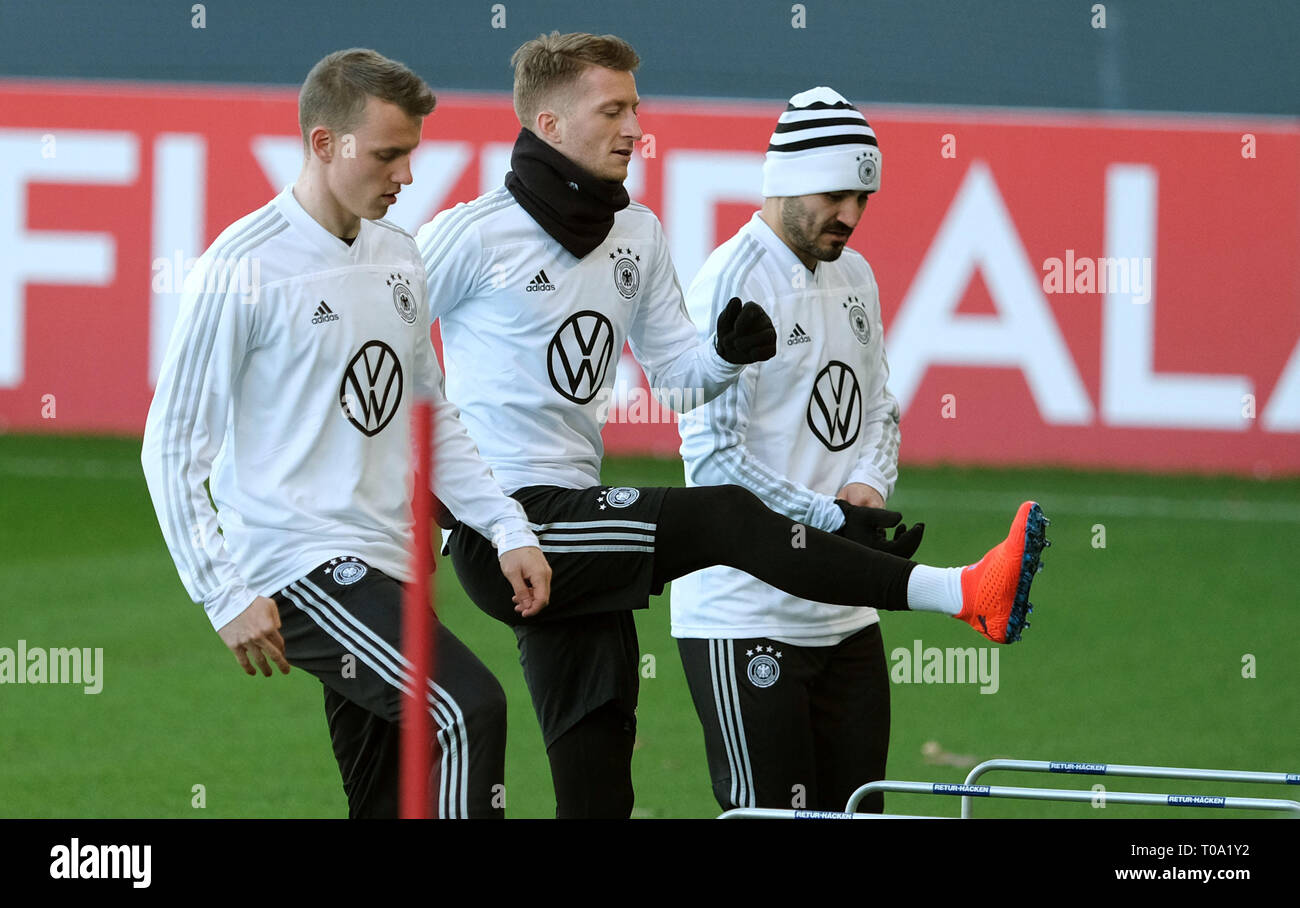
[419, 188, 515, 274]
[372, 218, 414, 239]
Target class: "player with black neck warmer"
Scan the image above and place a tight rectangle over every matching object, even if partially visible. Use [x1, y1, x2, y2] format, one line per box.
[505, 126, 630, 258]
[416, 32, 1048, 819]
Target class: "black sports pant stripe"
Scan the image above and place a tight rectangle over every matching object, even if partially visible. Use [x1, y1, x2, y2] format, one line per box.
[272, 558, 507, 818]
[678, 623, 889, 814]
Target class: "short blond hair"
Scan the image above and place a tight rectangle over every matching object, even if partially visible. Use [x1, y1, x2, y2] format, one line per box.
[299, 48, 436, 148]
[510, 31, 640, 128]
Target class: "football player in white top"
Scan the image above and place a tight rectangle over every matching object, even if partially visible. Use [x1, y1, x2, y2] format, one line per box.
[673, 87, 914, 814]
[142, 49, 550, 818]
[419, 35, 1048, 819]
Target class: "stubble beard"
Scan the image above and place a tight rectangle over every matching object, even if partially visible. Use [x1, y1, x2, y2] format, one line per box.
[782, 198, 846, 263]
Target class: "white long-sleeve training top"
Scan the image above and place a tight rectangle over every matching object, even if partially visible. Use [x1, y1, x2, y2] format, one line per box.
[672, 212, 902, 644]
[415, 187, 745, 494]
[142, 186, 537, 632]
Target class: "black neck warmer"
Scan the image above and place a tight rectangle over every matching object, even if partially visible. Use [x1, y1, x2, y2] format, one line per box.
[504, 128, 630, 259]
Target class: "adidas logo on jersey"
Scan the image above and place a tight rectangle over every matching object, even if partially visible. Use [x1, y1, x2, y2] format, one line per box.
[311, 301, 340, 325]
[786, 323, 812, 345]
[525, 269, 556, 292]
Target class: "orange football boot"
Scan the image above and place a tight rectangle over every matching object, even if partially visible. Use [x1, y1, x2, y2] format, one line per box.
[956, 501, 1049, 644]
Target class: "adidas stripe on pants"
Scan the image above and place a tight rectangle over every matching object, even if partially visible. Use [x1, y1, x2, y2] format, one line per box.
[272, 558, 507, 818]
[677, 624, 890, 814]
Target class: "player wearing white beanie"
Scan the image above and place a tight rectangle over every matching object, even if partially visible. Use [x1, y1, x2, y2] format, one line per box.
[761, 86, 881, 198]
[675, 86, 1044, 815]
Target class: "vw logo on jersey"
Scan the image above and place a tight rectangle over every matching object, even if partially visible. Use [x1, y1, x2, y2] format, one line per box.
[807, 360, 862, 451]
[610, 246, 641, 299]
[747, 653, 781, 688]
[388, 273, 416, 324]
[547, 310, 615, 404]
[332, 560, 368, 585]
[340, 340, 404, 436]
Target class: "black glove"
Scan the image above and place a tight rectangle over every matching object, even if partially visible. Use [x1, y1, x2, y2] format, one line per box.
[834, 500, 925, 559]
[714, 297, 777, 364]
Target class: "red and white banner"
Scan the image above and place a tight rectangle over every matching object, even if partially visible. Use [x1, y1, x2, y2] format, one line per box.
[2, 79, 1297, 474]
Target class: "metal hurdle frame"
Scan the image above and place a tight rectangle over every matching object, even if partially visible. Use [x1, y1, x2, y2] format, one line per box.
[718, 808, 939, 819]
[717, 762, 1300, 818]
[959, 759, 1300, 818]
[719, 784, 1300, 819]
[843, 780, 1300, 817]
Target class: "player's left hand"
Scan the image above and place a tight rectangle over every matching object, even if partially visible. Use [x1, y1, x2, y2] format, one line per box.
[500, 545, 552, 617]
[834, 500, 926, 559]
[714, 297, 777, 364]
[875, 522, 925, 559]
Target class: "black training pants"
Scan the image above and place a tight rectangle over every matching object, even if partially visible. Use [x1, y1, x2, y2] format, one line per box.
[272, 557, 507, 818]
[678, 623, 890, 814]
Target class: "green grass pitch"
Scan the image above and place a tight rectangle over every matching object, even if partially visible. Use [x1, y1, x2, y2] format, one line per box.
[1, 433, 1296, 818]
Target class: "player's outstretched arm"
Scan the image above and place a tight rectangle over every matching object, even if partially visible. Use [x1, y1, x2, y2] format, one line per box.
[499, 546, 552, 617]
[678, 318, 848, 533]
[627, 220, 768, 411]
[216, 596, 291, 677]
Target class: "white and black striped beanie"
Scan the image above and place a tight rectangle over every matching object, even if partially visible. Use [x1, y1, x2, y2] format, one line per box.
[761, 86, 881, 197]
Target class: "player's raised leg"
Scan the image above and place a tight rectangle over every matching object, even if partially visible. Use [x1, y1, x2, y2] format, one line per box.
[650, 485, 1049, 644]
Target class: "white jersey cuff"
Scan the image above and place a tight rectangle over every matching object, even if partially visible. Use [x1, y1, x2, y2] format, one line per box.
[206, 582, 260, 633]
[704, 333, 746, 381]
[810, 492, 846, 533]
[844, 470, 894, 502]
[492, 524, 540, 555]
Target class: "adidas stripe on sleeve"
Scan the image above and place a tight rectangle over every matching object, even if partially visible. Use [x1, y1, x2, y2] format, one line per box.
[414, 198, 488, 323]
[141, 217, 281, 631]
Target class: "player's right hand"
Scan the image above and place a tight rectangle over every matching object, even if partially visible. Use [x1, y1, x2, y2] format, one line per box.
[217, 596, 291, 677]
[500, 546, 552, 618]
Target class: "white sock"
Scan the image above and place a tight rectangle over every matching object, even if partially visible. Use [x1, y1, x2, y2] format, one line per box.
[906, 565, 964, 615]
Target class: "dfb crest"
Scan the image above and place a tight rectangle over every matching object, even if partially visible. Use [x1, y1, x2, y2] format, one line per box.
[387, 273, 416, 324]
[846, 295, 871, 345]
[747, 650, 781, 688]
[610, 246, 641, 299]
